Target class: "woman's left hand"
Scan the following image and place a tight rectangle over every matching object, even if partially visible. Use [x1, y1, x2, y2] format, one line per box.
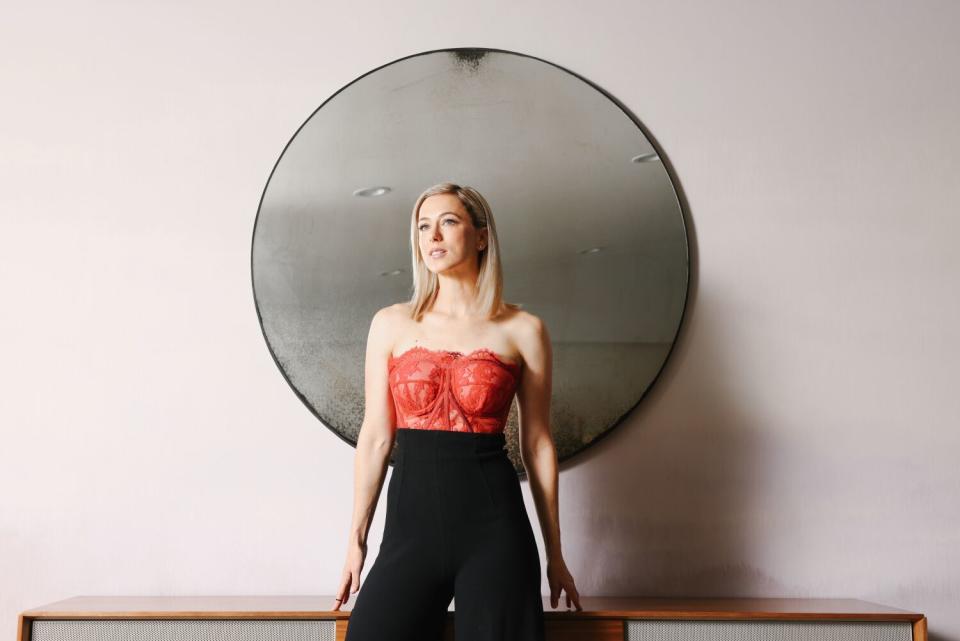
[546, 556, 582, 610]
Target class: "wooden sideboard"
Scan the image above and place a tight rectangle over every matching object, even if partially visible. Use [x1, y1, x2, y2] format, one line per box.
[18, 595, 927, 641]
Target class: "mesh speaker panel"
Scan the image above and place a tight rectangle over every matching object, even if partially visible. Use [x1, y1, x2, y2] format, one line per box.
[31, 620, 336, 641]
[625, 619, 912, 641]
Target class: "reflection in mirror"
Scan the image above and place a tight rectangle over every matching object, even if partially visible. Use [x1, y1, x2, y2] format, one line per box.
[252, 48, 689, 474]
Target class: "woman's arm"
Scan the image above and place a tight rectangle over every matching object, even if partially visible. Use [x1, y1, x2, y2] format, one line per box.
[333, 306, 397, 610]
[515, 314, 582, 610]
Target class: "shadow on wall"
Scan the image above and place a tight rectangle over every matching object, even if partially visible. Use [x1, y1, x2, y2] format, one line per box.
[555, 198, 813, 596]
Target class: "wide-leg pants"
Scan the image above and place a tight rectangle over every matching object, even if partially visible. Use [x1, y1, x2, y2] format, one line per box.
[344, 428, 545, 641]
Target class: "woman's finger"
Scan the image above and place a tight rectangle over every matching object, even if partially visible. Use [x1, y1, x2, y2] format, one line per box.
[333, 569, 352, 609]
[331, 579, 345, 610]
[571, 584, 582, 610]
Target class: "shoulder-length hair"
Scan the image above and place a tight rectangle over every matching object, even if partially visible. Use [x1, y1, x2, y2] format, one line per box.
[404, 182, 520, 322]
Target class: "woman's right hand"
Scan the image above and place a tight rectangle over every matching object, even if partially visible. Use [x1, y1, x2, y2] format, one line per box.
[331, 540, 367, 610]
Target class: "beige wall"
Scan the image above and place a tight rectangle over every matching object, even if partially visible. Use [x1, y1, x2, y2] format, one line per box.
[2, 0, 958, 638]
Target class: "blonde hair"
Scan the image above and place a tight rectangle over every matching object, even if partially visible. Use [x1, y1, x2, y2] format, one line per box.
[404, 182, 520, 322]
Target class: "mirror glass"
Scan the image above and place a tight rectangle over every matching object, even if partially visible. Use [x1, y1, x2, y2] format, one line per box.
[252, 48, 689, 474]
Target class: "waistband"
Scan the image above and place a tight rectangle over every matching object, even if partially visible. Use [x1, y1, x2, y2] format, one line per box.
[395, 428, 506, 460]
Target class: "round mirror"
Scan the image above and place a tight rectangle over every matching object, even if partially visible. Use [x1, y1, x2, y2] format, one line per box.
[252, 48, 689, 475]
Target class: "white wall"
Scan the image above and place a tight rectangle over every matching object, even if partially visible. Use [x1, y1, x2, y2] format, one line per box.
[2, 0, 958, 638]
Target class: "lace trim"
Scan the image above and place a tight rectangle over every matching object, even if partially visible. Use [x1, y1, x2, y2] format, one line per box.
[388, 345, 521, 371]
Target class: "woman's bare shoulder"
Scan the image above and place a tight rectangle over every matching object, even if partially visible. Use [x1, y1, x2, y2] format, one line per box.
[503, 305, 540, 329]
[373, 302, 412, 319]
[508, 308, 549, 358]
[387, 302, 416, 324]
[368, 303, 414, 348]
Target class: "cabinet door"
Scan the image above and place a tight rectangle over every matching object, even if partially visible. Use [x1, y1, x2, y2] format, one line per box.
[626, 619, 913, 641]
[31, 619, 337, 641]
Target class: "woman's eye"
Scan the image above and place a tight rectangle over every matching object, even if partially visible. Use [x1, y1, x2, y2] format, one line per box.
[419, 219, 456, 231]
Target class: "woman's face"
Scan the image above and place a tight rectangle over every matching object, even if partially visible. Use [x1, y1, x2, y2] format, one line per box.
[417, 193, 485, 273]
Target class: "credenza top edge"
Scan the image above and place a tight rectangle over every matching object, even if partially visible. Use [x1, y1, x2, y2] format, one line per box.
[18, 596, 925, 621]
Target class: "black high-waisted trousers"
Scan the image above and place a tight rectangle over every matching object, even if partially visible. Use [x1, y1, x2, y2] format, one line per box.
[345, 428, 545, 641]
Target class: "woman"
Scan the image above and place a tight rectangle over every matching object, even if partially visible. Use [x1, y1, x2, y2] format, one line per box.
[333, 182, 581, 640]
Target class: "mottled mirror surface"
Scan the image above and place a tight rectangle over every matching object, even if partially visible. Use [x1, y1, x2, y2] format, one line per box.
[252, 48, 689, 474]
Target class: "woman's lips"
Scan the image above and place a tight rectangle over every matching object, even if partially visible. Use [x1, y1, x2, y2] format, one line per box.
[430, 250, 446, 258]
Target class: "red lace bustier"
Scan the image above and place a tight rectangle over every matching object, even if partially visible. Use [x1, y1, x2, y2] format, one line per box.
[388, 346, 522, 434]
